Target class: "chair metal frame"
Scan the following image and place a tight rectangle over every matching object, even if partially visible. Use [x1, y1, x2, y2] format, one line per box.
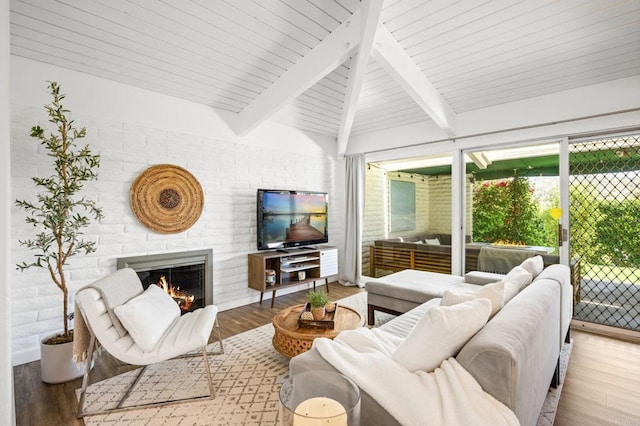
[76, 317, 224, 418]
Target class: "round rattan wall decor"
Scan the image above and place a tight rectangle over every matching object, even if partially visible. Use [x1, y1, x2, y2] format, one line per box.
[129, 164, 204, 234]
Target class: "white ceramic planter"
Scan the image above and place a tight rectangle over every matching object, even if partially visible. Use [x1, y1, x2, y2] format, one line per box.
[40, 334, 85, 384]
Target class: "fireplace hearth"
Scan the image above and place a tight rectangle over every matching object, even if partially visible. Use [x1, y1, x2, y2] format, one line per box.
[117, 249, 213, 313]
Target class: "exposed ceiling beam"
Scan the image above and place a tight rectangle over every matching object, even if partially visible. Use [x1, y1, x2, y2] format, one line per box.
[371, 24, 457, 138]
[337, 0, 383, 158]
[467, 152, 491, 169]
[229, 9, 362, 136]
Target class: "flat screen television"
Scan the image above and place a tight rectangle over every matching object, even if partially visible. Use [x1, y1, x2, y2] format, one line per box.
[257, 189, 328, 250]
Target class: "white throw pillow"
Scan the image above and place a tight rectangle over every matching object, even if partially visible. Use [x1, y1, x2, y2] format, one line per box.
[502, 266, 533, 304]
[520, 255, 544, 278]
[505, 266, 533, 289]
[441, 280, 505, 318]
[114, 284, 180, 351]
[503, 280, 521, 305]
[392, 298, 491, 373]
[423, 238, 441, 245]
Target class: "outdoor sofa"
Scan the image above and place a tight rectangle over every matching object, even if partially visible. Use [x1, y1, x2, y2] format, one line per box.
[369, 232, 581, 302]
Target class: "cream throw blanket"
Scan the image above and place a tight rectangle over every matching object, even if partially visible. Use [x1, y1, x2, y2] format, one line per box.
[314, 327, 520, 426]
[72, 301, 92, 364]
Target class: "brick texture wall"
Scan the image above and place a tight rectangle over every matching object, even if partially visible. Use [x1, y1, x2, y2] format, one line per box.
[362, 165, 386, 277]
[10, 105, 338, 364]
[427, 175, 474, 235]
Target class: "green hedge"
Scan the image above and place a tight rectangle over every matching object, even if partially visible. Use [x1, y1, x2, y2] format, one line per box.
[592, 201, 640, 267]
[473, 177, 548, 246]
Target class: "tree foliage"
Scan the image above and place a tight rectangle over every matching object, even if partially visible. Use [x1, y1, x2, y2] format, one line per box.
[570, 179, 640, 267]
[592, 201, 640, 267]
[472, 177, 546, 245]
[569, 182, 600, 264]
[15, 81, 103, 341]
[538, 186, 561, 250]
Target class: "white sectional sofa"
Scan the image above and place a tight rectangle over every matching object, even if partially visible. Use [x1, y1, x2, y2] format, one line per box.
[289, 262, 572, 426]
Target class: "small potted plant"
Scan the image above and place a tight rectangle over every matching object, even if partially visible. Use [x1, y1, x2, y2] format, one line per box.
[307, 291, 329, 320]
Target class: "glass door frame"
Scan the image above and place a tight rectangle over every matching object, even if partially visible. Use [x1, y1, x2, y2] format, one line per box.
[559, 137, 570, 266]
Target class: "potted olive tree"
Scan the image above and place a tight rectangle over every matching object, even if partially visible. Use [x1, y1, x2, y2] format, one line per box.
[15, 81, 103, 383]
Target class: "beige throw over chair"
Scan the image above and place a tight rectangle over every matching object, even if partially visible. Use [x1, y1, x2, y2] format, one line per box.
[74, 268, 223, 417]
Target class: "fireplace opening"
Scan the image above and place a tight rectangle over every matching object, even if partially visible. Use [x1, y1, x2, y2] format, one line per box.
[117, 249, 213, 314]
[137, 263, 203, 312]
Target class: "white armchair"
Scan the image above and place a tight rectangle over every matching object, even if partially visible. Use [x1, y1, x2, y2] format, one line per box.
[74, 268, 223, 417]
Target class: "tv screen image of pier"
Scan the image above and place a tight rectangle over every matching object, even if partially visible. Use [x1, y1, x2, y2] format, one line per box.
[261, 192, 327, 244]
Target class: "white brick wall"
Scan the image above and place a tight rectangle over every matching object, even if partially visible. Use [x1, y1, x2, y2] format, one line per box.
[362, 165, 386, 276]
[424, 175, 473, 236]
[427, 176, 452, 233]
[11, 103, 339, 364]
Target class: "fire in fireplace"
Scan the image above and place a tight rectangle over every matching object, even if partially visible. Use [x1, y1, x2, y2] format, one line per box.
[117, 249, 213, 314]
[157, 275, 195, 311]
[137, 263, 203, 312]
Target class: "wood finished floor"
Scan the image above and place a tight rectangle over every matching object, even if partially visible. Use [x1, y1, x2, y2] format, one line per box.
[13, 283, 640, 425]
[554, 330, 640, 426]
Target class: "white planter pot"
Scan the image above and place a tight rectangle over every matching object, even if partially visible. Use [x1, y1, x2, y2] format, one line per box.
[40, 334, 85, 384]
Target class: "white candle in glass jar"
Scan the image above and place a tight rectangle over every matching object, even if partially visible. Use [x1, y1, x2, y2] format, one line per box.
[293, 396, 347, 425]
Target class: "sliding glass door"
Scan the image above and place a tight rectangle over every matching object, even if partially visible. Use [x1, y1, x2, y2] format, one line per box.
[569, 134, 640, 331]
[365, 133, 640, 335]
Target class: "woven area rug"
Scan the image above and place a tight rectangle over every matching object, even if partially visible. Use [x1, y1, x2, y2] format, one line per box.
[79, 324, 285, 425]
[79, 292, 569, 425]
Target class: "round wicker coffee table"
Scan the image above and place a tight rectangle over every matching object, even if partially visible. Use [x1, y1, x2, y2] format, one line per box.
[272, 304, 364, 358]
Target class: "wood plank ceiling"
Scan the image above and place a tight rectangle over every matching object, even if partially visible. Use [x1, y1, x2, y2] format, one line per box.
[10, 0, 640, 155]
